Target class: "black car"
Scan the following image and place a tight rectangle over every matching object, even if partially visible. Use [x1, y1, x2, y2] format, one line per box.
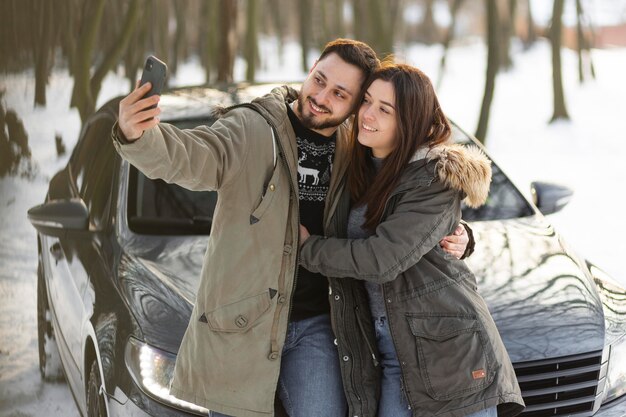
[28, 85, 626, 417]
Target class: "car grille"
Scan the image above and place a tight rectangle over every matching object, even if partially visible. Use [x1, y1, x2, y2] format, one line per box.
[513, 350, 608, 416]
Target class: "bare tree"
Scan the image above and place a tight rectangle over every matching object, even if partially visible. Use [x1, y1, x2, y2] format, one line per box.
[522, 0, 537, 49]
[317, 0, 331, 50]
[245, 0, 260, 82]
[123, 12, 149, 91]
[200, 0, 219, 84]
[437, 0, 465, 88]
[417, 0, 440, 44]
[575, 0, 596, 83]
[70, 0, 140, 121]
[150, 0, 170, 65]
[33, 1, 57, 106]
[59, 0, 81, 76]
[367, 0, 396, 56]
[171, 1, 188, 76]
[299, 0, 312, 72]
[217, 0, 237, 83]
[352, 0, 368, 42]
[549, 0, 570, 122]
[347, 0, 397, 57]
[498, 0, 514, 70]
[332, 0, 346, 39]
[70, 0, 107, 121]
[266, 0, 286, 61]
[475, 0, 500, 143]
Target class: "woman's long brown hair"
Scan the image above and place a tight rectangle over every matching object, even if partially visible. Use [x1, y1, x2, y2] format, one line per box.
[348, 63, 452, 231]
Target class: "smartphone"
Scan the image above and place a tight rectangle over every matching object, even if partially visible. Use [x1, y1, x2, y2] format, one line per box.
[139, 55, 167, 108]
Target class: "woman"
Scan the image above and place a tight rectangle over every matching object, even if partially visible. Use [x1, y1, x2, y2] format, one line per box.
[298, 63, 524, 417]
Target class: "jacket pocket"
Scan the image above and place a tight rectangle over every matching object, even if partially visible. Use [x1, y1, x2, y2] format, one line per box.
[250, 164, 281, 225]
[406, 313, 495, 400]
[205, 290, 272, 333]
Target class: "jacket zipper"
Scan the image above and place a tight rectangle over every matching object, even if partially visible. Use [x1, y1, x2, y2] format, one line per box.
[326, 185, 364, 408]
[268, 119, 300, 347]
[231, 103, 301, 355]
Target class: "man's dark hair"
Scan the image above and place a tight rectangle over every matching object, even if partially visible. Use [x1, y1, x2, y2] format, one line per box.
[318, 39, 380, 81]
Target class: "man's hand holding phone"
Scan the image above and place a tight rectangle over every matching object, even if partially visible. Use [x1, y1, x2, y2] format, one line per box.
[118, 56, 167, 142]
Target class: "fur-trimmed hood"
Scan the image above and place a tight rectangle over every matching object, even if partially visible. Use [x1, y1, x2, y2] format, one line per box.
[410, 143, 492, 208]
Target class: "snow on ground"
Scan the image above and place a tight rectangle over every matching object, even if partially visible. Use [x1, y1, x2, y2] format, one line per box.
[1, 38, 625, 415]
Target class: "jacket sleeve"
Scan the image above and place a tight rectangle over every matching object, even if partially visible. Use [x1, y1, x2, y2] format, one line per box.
[299, 181, 461, 284]
[460, 220, 475, 259]
[112, 109, 264, 192]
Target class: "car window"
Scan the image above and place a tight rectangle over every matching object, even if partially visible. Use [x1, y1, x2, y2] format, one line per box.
[450, 125, 535, 221]
[126, 117, 535, 235]
[127, 118, 218, 235]
[70, 112, 117, 229]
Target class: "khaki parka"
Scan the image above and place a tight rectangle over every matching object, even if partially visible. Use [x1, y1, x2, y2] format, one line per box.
[300, 145, 526, 417]
[113, 86, 353, 417]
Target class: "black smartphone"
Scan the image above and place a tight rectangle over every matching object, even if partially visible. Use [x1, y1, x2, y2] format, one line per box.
[139, 55, 167, 107]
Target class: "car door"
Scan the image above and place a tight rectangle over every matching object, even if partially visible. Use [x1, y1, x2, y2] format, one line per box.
[44, 112, 117, 393]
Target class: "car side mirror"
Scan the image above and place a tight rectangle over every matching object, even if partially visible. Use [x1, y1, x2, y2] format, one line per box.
[27, 198, 89, 238]
[530, 181, 573, 215]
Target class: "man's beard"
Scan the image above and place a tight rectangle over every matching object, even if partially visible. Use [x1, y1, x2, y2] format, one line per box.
[296, 95, 346, 131]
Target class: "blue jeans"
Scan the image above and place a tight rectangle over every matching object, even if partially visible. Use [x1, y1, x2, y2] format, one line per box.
[374, 316, 412, 417]
[373, 316, 498, 417]
[210, 313, 347, 417]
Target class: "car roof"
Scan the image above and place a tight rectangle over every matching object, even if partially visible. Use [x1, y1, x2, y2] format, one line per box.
[156, 83, 299, 121]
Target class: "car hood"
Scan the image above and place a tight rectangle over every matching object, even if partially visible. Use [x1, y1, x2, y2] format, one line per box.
[465, 215, 606, 363]
[118, 235, 207, 353]
[119, 217, 608, 360]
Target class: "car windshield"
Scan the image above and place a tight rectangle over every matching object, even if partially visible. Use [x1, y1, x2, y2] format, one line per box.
[451, 125, 534, 221]
[127, 118, 534, 236]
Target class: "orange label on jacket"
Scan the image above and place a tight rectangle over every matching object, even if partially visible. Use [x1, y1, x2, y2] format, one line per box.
[472, 369, 486, 379]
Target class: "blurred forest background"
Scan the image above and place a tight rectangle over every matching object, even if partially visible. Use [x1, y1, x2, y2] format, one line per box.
[1, 0, 625, 177]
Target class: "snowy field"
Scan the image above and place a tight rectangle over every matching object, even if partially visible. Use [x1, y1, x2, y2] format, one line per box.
[1, 38, 626, 415]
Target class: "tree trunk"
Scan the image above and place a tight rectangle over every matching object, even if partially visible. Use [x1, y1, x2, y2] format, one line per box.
[576, 0, 596, 82]
[298, 0, 312, 72]
[90, 0, 140, 100]
[437, 0, 464, 88]
[267, 0, 285, 61]
[318, 0, 330, 51]
[367, 0, 394, 56]
[171, 0, 187, 76]
[523, 0, 536, 49]
[217, 0, 237, 83]
[60, 0, 79, 75]
[498, 0, 513, 70]
[124, 12, 148, 91]
[576, 0, 584, 82]
[152, 0, 170, 64]
[549, 0, 570, 122]
[201, 0, 219, 84]
[70, 0, 107, 122]
[245, 0, 259, 82]
[33, 0, 55, 106]
[333, 0, 345, 39]
[417, 0, 439, 45]
[390, 0, 406, 47]
[353, 0, 367, 42]
[475, 0, 499, 143]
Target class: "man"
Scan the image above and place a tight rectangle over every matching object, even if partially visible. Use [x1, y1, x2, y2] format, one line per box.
[113, 39, 470, 417]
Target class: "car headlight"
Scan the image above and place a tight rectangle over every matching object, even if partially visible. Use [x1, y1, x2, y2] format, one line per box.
[125, 337, 209, 414]
[589, 264, 626, 404]
[604, 334, 626, 403]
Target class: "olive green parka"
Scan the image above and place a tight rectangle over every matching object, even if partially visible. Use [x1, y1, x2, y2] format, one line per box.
[113, 86, 352, 417]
